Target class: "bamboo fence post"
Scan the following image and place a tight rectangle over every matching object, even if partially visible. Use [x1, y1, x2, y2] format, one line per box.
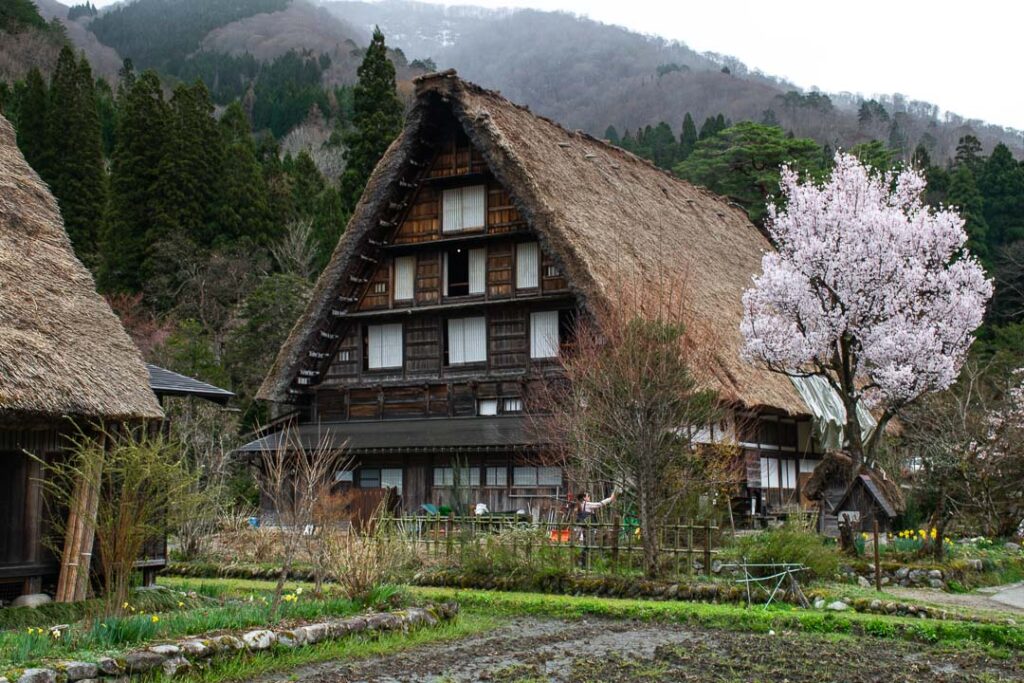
[703, 520, 712, 576]
[687, 524, 694, 575]
[873, 519, 882, 592]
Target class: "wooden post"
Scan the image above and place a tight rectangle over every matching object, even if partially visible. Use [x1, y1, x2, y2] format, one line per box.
[611, 512, 620, 573]
[703, 520, 712, 576]
[873, 519, 882, 592]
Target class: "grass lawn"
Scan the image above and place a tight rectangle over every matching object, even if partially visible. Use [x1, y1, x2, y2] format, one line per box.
[0, 581, 359, 672]
[158, 576, 1024, 655]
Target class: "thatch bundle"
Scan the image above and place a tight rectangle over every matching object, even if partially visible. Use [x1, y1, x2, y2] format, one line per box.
[0, 114, 162, 423]
[260, 71, 806, 414]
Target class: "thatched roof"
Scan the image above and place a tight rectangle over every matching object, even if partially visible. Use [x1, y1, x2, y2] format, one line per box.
[259, 71, 808, 414]
[0, 114, 162, 422]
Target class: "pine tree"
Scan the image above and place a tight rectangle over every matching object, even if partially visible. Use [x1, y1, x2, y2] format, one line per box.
[339, 26, 403, 211]
[101, 70, 170, 292]
[947, 166, 990, 267]
[979, 143, 1024, 250]
[603, 125, 620, 145]
[14, 67, 48, 174]
[311, 186, 348, 272]
[954, 135, 983, 173]
[45, 48, 106, 257]
[698, 116, 718, 140]
[679, 113, 697, 160]
[218, 101, 273, 245]
[155, 81, 225, 247]
[290, 149, 325, 216]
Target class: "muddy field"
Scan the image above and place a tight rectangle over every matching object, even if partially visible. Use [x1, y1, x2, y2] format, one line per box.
[263, 617, 1024, 682]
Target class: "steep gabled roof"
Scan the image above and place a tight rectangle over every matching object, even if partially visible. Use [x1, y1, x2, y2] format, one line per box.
[0, 114, 162, 422]
[259, 70, 807, 414]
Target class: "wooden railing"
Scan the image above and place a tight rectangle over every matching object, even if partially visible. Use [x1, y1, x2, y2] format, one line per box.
[381, 515, 720, 576]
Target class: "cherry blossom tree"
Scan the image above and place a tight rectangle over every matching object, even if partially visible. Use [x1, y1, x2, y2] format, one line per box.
[741, 152, 992, 463]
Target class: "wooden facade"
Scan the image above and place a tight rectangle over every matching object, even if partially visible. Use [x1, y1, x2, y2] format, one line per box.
[0, 427, 64, 602]
[252, 76, 831, 522]
[263, 122, 576, 515]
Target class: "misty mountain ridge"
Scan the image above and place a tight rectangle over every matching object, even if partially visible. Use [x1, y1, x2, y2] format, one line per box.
[10, 0, 1023, 162]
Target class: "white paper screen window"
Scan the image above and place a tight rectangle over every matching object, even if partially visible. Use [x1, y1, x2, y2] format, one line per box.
[469, 248, 486, 294]
[530, 311, 559, 358]
[478, 399, 498, 416]
[486, 466, 507, 486]
[759, 457, 796, 489]
[380, 468, 403, 490]
[441, 185, 486, 233]
[433, 467, 479, 486]
[537, 467, 562, 486]
[799, 458, 820, 474]
[502, 397, 523, 413]
[448, 316, 486, 364]
[516, 242, 539, 289]
[367, 323, 403, 369]
[513, 467, 537, 486]
[394, 256, 415, 300]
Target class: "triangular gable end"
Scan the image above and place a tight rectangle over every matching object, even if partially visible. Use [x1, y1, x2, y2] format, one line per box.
[260, 83, 582, 403]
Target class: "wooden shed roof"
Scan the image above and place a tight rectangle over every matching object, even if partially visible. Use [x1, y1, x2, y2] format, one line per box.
[0, 114, 162, 422]
[259, 70, 808, 414]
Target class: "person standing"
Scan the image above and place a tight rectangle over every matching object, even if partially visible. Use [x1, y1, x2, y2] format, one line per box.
[576, 491, 616, 568]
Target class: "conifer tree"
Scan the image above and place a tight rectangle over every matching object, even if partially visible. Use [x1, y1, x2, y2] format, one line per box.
[340, 26, 403, 211]
[155, 81, 225, 247]
[603, 125, 620, 145]
[678, 112, 697, 160]
[15, 67, 48, 174]
[218, 102, 274, 244]
[947, 166, 990, 267]
[698, 115, 717, 140]
[101, 70, 170, 292]
[45, 48, 106, 257]
[979, 143, 1024, 250]
[954, 135, 984, 173]
[290, 149, 325, 215]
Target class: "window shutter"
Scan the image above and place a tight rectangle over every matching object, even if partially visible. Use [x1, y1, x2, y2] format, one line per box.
[461, 185, 486, 229]
[530, 311, 559, 358]
[468, 248, 486, 294]
[370, 323, 403, 369]
[447, 318, 466, 364]
[464, 316, 487, 362]
[394, 256, 415, 300]
[367, 325, 384, 369]
[516, 242, 539, 288]
[448, 316, 486, 364]
[442, 188, 463, 233]
[442, 251, 449, 296]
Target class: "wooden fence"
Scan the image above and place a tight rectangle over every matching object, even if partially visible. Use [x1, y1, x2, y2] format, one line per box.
[381, 515, 720, 576]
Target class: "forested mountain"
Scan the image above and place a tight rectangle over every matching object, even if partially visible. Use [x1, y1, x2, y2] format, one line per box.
[323, 0, 1024, 164]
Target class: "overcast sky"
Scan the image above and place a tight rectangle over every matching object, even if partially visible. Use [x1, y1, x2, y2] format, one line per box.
[87, 0, 1023, 130]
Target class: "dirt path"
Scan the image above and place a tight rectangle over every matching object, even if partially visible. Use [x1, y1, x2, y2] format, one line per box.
[887, 583, 1024, 616]
[260, 617, 1024, 682]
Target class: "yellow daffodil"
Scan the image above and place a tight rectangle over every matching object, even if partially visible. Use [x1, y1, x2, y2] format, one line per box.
[295, 587, 303, 596]
[177, 601, 185, 608]
[123, 601, 130, 609]
[151, 615, 159, 623]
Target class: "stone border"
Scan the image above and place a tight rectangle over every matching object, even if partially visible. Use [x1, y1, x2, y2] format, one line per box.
[3, 603, 458, 683]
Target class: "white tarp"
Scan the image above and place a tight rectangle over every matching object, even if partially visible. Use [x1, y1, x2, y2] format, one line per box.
[789, 374, 876, 451]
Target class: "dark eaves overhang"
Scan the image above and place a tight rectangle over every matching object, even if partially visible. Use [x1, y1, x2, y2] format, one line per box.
[235, 416, 546, 455]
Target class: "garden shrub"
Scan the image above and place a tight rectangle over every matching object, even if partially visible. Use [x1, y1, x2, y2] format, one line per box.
[732, 522, 840, 579]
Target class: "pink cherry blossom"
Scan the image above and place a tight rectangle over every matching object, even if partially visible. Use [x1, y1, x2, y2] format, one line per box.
[741, 152, 992, 455]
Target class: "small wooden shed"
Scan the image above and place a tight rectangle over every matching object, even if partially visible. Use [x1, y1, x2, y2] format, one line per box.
[0, 113, 163, 602]
[834, 473, 901, 534]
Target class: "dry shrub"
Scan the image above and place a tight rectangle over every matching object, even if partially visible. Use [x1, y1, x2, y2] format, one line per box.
[324, 528, 415, 601]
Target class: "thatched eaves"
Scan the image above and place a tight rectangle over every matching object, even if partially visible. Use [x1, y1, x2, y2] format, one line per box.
[0, 115, 162, 423]
[259, 71, 807, 414]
